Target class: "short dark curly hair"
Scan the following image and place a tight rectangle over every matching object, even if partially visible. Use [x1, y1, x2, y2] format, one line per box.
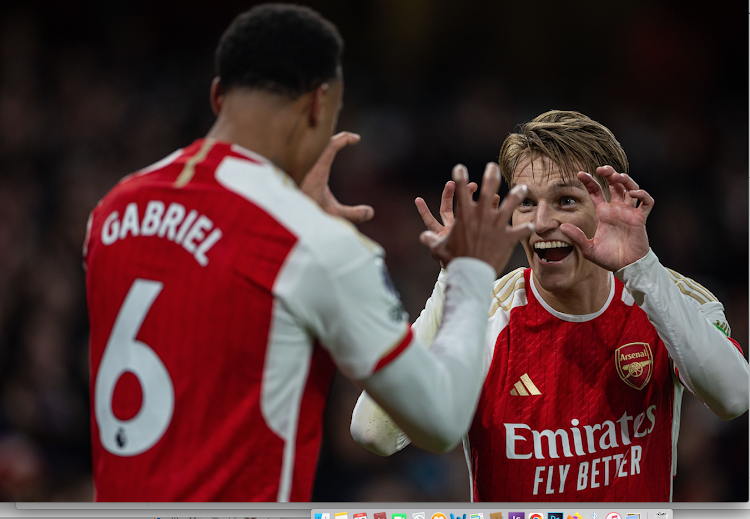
[215, 3, 344, 98]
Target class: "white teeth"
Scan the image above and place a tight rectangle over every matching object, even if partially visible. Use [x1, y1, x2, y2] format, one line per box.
[534, 240, 571, 249]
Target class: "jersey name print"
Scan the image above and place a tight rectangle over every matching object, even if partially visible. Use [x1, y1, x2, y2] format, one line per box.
[98, 200, 223, 266]
[467, 268, 676, 502]
[85, 140, 411, 501]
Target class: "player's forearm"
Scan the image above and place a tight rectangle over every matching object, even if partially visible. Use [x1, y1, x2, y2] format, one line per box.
[360, 257, 494, 453]
[616, 249, 749, 419]
[350, 269, 448, 456]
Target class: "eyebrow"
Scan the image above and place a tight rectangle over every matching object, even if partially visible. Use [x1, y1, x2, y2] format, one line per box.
[550, 180, 585, 191]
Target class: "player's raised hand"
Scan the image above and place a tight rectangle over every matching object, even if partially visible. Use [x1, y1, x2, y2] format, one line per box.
[559, 166, 654, 272]
[301, 131, 374, 224]
[415, 180, 479, 267]
[420, 163, 535, 276]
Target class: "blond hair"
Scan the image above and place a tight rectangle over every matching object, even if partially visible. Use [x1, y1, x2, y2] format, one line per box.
[499, 110, 628, 201]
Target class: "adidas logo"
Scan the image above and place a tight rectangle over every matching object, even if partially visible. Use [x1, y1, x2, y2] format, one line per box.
[510, 373, 541, 396]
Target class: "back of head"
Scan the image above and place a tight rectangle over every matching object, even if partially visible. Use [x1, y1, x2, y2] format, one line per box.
[215, 3, 343, 99]
[499, 110, 629, 201]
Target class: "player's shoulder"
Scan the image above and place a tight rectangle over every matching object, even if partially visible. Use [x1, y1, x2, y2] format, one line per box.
[95, 147, 186, 211]
[213, 148, 383, 270]
[663, 267, 720, 306]
[489, 267, 527, 318]
[662, 267, 730, 336]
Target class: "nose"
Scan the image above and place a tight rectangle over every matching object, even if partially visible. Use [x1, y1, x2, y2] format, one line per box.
[534, 202, 559, 235]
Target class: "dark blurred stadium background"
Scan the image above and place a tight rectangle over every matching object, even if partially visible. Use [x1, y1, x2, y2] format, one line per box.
[0, 0, 746, 503]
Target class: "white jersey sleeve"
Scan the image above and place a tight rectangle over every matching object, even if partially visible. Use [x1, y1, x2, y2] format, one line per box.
[411, 268, 448, 344]
[359, 258, 495, 453]
[615, 249, 749, 420]
[350, 267, 525, 455]
[274, 208, 497, 452]
[219, 157, 498, 452]
[274, 219, 413, 380]
[350, 269, 450, 456]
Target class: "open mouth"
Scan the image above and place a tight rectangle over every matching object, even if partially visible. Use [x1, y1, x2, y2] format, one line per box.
[534, 240, 574, 263]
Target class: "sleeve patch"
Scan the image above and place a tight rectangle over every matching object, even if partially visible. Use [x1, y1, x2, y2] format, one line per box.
[713, 321, 730, 336]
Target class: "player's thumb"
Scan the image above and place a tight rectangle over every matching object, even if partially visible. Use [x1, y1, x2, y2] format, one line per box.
[559, 223, 590, 251]
[339, 204, 374, 224]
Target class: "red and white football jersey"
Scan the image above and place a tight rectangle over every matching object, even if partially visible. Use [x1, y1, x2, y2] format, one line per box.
[464, 267, 736, 502]
[84, 139, 412, 502]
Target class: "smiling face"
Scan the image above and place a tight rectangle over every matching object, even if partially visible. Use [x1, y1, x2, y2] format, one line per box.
[511, 155, 601, 294]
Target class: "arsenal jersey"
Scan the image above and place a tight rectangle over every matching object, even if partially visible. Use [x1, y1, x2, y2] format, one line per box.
[84, 139, 412, 502]
[467, 267, 679, 502]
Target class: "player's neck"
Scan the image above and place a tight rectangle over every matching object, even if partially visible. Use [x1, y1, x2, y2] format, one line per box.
[532, 266, 612, 316]
[206, 91, 310, 184]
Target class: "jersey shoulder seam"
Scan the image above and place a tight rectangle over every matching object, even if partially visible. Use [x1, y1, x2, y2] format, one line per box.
[489, 267, 526, 318]
[664, 267, 718, 305]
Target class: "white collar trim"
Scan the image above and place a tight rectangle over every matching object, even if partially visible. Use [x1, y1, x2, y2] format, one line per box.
[529, 271, 615, 322]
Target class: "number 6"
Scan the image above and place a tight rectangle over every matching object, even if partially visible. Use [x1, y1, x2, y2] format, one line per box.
[95, 279, 174, 456]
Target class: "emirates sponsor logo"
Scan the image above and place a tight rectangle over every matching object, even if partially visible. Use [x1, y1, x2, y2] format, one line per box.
[615, 342, 653, 390]
[504, 405, 657, 495]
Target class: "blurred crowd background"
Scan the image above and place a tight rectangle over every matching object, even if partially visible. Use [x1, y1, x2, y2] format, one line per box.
[0, 0, 746, 503]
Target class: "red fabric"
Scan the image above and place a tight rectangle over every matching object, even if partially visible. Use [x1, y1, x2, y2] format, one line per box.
[728, 336, 744, 355]
[469, 269, 675, 502]
[86, 140, 333, 501]
[373, 328, 413, 373]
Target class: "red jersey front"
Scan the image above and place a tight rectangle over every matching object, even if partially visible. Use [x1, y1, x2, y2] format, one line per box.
[85, 139, 411, 501]
[467, 268, 678, 501]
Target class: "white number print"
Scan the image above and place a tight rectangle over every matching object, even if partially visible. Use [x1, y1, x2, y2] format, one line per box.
[95, 279, 174, 456]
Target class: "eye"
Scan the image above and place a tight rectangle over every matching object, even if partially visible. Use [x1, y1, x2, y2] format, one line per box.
[560, 196, 577, 206]
[519, 198, 535, 209]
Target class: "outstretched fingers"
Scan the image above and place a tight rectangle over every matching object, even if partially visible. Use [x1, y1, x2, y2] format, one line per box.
[613, 172, 640, 191]
[439, 181, 456, 219]
[452, 164, 473, 217]
[415, 197, 444, 234]
[316, 132, 361, 169]
[477, 163, 501, 211]
[497, 184, 529, 222]
[627, 189, 655, 217]
[577, 171, 608, 207]
[598, 165, 643, 202]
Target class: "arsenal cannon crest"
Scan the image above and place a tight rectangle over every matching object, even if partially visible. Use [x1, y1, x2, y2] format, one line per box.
[615, 342, 653, 390]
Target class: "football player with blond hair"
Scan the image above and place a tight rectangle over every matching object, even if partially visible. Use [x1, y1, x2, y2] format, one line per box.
[351, 110, 748, 501]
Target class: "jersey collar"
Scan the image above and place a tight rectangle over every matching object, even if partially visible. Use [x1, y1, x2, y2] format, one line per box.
[529, 270, 616, 322]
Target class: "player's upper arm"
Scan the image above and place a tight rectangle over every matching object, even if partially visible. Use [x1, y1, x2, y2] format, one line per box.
[666, 269, 746, 389]
[273, 217, 411, 381]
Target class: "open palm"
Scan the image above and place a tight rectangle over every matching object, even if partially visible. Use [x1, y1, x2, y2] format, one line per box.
[560, 166, 653, 272]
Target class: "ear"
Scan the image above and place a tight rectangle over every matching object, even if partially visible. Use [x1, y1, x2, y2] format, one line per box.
[308, 83, 329, 127]
[210, 77, 224, 115]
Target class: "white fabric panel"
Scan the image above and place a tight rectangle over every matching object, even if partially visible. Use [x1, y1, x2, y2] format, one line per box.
[215, 157, 408, 381]
[351, 266, 529, 455]
[671, 383, 684, 484]
[615, 249, 749, 419]
[360, 258, 495, 453]
[260, 299, 313, 502]
[411, 268, 448, 345]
